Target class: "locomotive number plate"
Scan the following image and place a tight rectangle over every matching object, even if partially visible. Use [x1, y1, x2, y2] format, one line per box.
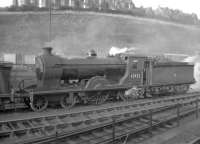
[130, 73, 141, 79]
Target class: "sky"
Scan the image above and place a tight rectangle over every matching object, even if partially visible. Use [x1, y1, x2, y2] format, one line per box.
[0, 0, 200, 17]
[0, 0, 12, 7]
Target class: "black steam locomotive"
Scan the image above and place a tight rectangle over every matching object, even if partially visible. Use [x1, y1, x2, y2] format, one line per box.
[0, 47, 195, 111]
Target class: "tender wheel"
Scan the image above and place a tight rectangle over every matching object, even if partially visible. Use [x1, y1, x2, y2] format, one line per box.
[60, 94, 76, 109]
[30, 96, 48, 112]
[136, 88, 144, 98]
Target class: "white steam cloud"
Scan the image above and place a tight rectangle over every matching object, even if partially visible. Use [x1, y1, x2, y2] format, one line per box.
[109, 46, 137, 56]
[184, 53, 200, 90]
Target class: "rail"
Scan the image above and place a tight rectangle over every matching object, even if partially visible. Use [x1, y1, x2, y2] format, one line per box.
[0, 92, 199, 144]
[20, 100, 199, 144]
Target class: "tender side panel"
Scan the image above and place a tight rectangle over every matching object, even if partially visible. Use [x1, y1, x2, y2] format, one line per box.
[152, 65, 194, 85]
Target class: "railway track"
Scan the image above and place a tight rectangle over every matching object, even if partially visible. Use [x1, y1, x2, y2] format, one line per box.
[0, 92, 200, 144]
[125, 104, 198, 144]
[1, 91, 199, 114]
[22, 100, 199, 144]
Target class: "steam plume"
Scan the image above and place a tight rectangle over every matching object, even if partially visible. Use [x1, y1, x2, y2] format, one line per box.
[184, 53, 200, 90]
[109, 46, 137, 56]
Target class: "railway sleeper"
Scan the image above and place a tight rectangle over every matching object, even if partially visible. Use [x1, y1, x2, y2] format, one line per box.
[30, 103, 199, 144]
[0, 97, 198, 143]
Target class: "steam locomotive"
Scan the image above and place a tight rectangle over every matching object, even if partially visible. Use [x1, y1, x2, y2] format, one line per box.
[0, 47, 195, 111]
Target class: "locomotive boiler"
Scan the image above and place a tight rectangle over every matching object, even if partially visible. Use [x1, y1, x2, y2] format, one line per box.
[35, 47, 126, 89]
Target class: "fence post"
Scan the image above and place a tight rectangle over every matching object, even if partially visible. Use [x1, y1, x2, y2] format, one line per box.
[196, 99, 199, 119]
[149, 109, 153, 136]
[56, 131, 58, 144]
[112, 118, 116, 144]
[177, 103, 180, 127]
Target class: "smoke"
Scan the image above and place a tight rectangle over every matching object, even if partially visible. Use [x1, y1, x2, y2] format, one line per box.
[109, 47, 128, 56]
[109, 46, 137, 56]
[184, 53, 200, 90]
[42, 16, 118, 58]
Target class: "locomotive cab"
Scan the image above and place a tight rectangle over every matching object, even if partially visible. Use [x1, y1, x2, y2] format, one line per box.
[119, 55, 152, 87]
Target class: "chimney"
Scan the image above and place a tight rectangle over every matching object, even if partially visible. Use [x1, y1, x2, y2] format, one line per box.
[42, 47, 53, 55]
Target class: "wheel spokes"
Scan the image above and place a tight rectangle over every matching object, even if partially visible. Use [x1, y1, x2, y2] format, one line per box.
[30, 96, 48, 111]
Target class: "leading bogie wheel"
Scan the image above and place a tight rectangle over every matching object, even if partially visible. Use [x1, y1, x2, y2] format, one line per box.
[60, 94, 76, 109]
[30, 95, 48, 112]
